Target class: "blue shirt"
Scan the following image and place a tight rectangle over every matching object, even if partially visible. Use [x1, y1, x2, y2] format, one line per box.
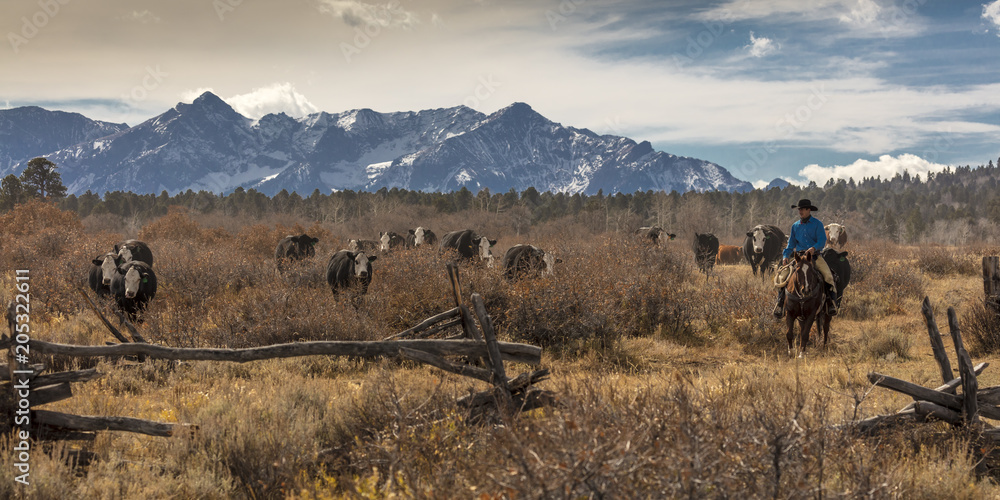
[782, 216, 826, 259]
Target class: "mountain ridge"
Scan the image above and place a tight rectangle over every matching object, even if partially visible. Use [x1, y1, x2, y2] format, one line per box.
[0, 93, 752, 195]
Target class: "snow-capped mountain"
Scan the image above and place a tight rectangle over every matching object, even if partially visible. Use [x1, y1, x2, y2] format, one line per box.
[0, 106, 127, 171]
[0, 92, 752, 195]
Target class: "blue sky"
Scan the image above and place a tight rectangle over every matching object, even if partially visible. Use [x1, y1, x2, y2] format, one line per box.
[2, 0, 998, 188]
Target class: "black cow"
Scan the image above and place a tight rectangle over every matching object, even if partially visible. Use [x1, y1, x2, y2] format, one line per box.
[440, 229, 497, 267]
[275, 234, 319, 270]
[814, 248, 852, 347]
[110, 261, 157, 321]
[115, 239, 154, 267]
[636, 226, 676, 246]
[89, 251, 120, 297]
[379, 231, 406, 252]
[348, 239, 380, 254]
[692, 233, 720, 274]
[743, 224, 785, 280]
[326, 250, 378, 295]
[405, 227, 438, 247]
[502, 244, 560, 281]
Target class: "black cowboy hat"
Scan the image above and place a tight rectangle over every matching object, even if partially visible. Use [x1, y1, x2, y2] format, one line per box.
[791, 199, 819, 211]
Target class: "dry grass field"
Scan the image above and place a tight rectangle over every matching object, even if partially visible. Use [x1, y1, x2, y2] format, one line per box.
[4, 200, 1000, 498]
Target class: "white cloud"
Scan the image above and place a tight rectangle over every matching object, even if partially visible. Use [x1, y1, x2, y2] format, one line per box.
[695, 0, 923, 38]
[223, 83, 319, 119]
[315, 0, 419, 29]
[797, 153, 950, 185]
[838, 0, 881, 26]
[985, 1, 1000, 35]
[752, 179, 771, 189]
[745, 31, 778, 57]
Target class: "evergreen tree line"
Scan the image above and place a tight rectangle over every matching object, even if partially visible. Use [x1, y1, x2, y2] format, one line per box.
[3, 156, 1000, 245]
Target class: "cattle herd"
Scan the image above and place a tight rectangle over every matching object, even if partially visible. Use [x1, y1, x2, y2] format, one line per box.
[87, 223, 851, 349]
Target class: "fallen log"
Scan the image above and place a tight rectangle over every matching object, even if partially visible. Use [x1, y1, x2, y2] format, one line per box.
[914, 401, 963, 425]
[30, 368, 102, 388]
[382, 307, 460, 341]
[899, 362, 987, 413]
[28, 383, 73, 407]
[398, 347, 493, 384]
[28, 339, 542, 365]
[948, 307, 979, 423]
[869, 372, 1000, 421]
[33, 409, 192, 438]
[921, 296, 954, 385]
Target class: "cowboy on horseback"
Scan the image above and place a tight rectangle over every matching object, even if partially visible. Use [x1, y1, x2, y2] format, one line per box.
[773, 199, 838, 318]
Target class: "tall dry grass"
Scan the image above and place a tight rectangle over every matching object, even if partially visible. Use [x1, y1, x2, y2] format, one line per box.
[3, 202, 1000, 498]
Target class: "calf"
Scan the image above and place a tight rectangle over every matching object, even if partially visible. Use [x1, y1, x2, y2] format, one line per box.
[503, 244, 560, 281]
[716, 244, 743, 265]
[441, 229, 498, 267]
[110, 261, 157, 321]
[326, 250, 378, 295]
[115, 239, 154, 267]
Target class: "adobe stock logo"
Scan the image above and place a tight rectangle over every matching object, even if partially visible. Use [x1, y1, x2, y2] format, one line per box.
[737, 85, 828, 179]
[463, 75, 502, 109]
[340, 0, 410, 63]
[7, 0, 72, 54]
[121, 66, 168, 105]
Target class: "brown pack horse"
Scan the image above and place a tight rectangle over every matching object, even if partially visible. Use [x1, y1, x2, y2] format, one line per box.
[783, 250, 827, 357]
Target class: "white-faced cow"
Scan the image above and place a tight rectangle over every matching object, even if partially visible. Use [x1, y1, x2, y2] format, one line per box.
[743, 224, 785, 280]
[379, 231, 406, 252]
[824, 223, 848, 250]
[502, 244, 561, 281]
[326, 250, 378, 295]
[275, 234, 319, 271]
[405, 227, 438, 247]
[110, 261, 157, 321]
[636, 226, 676, 246]
[115, 240, 154, 267]
[692, 233, 720, 274]
[440, 229, 498, 267]
[348, 239, 380, 254]
[89, 251, 120, 297]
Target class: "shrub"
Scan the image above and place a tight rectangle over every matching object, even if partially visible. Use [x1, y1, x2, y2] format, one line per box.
[914, 246, 979, 277]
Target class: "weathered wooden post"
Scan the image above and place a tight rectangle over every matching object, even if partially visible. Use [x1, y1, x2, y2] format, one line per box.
[921, 297, 954, 385]
[948, 307, 979, 423]
[983, 256, 1000, 314]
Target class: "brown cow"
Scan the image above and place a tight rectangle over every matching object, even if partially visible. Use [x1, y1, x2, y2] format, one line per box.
[824, 223, 847, 250]
[715, 244, 743, 265]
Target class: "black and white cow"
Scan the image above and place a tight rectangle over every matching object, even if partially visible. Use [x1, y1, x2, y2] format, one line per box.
[115, 239, 154, 267]
[636, 226, 677, 246]
[692, 233, 720, 274]
[405, 227, 437, 247]
[348, 239, 380, 254]
[379, 231, 406, 252]
[326, 250, 378, 295]
[110, 261, 157, 320]
[440, 229, 497, 267]
[502, 244, 560, 281]
[89, 251, 120, 297]
[275, 234, 319, 270]
[743, 224, 785, 279]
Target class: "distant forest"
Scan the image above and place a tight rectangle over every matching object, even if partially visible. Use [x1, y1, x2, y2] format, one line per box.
[6, 158, 1000, 246]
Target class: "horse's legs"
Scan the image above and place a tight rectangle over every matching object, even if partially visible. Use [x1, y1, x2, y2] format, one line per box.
[822, 313, 832, 347]
[785, 314, 796, 355]
[799, 314, 817, 358]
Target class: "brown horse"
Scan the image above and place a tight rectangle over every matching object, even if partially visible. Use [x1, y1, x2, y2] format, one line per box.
[783, 251, 826, 357]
